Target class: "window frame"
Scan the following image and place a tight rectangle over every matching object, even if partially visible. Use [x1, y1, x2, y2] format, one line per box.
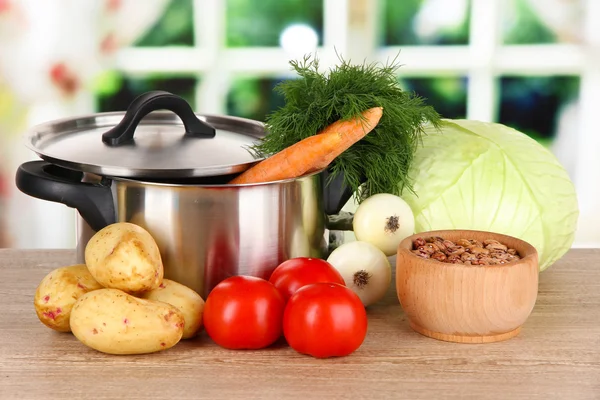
[111, 0, 599, 247]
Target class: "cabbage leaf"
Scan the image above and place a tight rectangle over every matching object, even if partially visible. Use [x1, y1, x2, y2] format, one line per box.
[401, 119, 579, 271]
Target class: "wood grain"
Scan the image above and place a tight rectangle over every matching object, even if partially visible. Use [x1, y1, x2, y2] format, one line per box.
[1, 248, 599, 400]
[396, 230, 539, 343]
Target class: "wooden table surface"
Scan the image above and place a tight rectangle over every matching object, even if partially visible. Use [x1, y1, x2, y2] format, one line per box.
[1, 249, 599, 400]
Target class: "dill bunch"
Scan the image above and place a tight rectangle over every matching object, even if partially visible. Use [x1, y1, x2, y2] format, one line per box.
[249, 54, 441, 202]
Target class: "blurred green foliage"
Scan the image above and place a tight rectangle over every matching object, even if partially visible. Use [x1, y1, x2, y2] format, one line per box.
[96, 75, 197, 112]
[499, 76, 580, 145]
[135, 0, 194, 46]
[379, 0, 470, 45]
[226, 0, 323, 47]
[226, 78, 286, 122]
[400, 77, 467, 119]
[502, 0, 557, 44]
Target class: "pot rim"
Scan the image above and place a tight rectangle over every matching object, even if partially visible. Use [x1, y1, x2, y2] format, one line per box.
[102, 168, 327, 188]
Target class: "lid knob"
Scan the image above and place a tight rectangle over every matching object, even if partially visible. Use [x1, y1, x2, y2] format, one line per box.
[101, 90, 216, 146]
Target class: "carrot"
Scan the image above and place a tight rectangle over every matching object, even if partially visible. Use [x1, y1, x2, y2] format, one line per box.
[229, 107, 383, 185]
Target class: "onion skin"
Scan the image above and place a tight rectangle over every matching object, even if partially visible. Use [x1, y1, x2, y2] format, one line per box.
[352, 193, 415, 256]
[326, 241, 391, 307]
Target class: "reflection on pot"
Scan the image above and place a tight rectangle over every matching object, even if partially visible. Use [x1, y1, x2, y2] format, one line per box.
[74, 171, 330, 298]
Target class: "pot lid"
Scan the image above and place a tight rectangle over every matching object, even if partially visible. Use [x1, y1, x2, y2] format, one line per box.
[23, 91, 266, 179]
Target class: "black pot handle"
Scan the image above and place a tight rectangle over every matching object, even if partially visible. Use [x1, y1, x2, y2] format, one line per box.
[102, 90, 216, 146]
[15, 161, 115, 232]
[322, 169, 363, 216]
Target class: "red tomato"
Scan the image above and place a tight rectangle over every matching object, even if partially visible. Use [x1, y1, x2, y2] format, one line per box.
[268, 257, 345, 301]
[203, 276, 285, 350]
[283, 282, 368, 358]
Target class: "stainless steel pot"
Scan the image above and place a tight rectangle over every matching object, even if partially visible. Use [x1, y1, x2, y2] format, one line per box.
[15, 91, 355, 297]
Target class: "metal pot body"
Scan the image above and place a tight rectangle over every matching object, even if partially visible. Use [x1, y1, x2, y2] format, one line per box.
[15, 91, 358, 298]
[74, 172, 327, 297]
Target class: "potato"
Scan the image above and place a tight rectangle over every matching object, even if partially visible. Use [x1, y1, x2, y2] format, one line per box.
[138, 279, 205, 339]
[70, 288, 185, 355]
[34, 264, 103, 332]
[85, 222, 163, 293]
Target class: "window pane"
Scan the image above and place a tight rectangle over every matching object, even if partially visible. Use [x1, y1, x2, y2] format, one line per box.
[399, 77, 468, 119]
[499, 76, 579, 145]
[502, 0, 584, 44]
[134, 0, 194, 47]
[226, 77, 287, 121]
[226, 76, 468, 123]
[95, 73, 198, 112]
[380, 0, 470, 46]
[498, 76, 580, 176]
[226, 0, 323, 47]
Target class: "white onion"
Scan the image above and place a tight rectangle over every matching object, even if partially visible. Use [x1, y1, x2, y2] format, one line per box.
[352, 193, 415, 256]
[326, 241, 391, 307]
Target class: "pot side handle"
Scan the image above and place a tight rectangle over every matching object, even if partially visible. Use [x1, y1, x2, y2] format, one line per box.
[15, 161, 115, 232]
[322, 169, 367, 232]
[322, 169, 354, 216]
[102, 90, 216, 146]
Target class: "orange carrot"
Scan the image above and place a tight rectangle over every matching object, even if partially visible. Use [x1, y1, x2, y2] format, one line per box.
[229, 107, 383, 185]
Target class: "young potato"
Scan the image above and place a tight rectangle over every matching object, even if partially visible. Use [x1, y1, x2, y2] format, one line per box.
[138, 279, 205, 339]
[70, 288, 185, 355]
[85, 222, 164, 293]
[34, 264, 104, 332]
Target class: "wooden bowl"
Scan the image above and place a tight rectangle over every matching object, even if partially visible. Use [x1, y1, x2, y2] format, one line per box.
[396, 229, 539, 344]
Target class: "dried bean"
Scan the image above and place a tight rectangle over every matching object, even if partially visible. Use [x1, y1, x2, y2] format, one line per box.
[419, 243, 439, 254]
[486, 242, 508, 252]
[447, 254, 462, 263]
[432, 239, 448, 252]
[431, 251, 447, 262]
[456, 239, 472, 247]
[491, 251, 508, 260]
[443, 240, 455, 249]
[461, 252, 477, 262]
[470, 246, 490, 255]
[411, 236, 521, 265]
[414, 237, 426, 248]
[412, 249, 430, 259]
[447, 246, 465, 255]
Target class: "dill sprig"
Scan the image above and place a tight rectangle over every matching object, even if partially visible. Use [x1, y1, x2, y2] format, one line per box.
[249, 54, 441, 202]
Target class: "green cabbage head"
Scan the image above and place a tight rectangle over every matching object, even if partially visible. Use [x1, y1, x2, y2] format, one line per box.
[401, 119, 579, 271]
